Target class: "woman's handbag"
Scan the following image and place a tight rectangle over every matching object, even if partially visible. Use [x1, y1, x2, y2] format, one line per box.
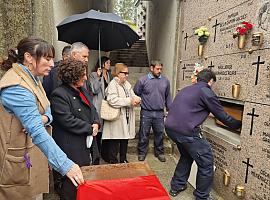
[100, 99, 120, 121]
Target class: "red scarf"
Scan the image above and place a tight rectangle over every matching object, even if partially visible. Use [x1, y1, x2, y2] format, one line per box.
[79, 91, 91, 107]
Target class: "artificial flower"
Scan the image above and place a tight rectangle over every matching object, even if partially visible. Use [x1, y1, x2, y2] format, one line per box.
[194, 26, 210, 45]
[233, 21, 253, 38]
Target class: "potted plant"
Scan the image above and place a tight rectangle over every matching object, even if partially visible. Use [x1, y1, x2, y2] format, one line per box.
[233, 21, 253, 49]
[194, 26, 210, 56]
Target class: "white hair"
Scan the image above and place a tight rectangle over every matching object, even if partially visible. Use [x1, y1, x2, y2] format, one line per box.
[70, 42, 89, 53]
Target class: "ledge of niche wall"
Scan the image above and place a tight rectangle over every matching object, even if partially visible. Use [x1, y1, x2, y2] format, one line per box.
[202, 117, 241, 146]
[218, 97, 244, 106]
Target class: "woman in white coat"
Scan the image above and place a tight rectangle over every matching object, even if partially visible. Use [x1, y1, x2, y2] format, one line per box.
[102, 63, 141, 163]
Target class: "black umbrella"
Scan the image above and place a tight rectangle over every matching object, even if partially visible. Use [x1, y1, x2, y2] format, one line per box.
[57, 9, 140, 52]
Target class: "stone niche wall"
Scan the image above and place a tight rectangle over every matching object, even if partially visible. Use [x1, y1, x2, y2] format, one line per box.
[0, 0, 53, 78]
[0, 0, 53, 54]
[178, 0, 270, 199]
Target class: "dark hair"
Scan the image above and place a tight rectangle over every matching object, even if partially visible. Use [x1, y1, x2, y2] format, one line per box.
[197, 69, 216, 83]
[150, 60, 163, 68]
[1, 48, 18, 71]
[92, 56, 110, 72]
[58, 59, 87, 85]
[62, 45, 71, 56]
[0, 36, 55, 71]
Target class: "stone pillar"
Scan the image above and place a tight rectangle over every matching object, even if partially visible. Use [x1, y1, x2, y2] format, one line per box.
[0, 0, 54, 77]
[32, 0, 54, 43]
[0, 0, 33, 55]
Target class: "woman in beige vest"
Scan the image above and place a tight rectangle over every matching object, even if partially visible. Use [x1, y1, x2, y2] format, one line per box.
[0, 37, 84, 200]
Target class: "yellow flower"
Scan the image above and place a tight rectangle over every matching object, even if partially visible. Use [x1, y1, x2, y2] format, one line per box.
[200, 26, 208, 31]
[197, 30, 204, 37]
[204, 31, 210, 36]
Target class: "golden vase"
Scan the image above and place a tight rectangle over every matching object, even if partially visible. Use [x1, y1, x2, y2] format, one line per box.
[198, 44, 204, 56]
[238, 35, 246, 49]
[223, 170, 231, 186]
[232, 83, 241, 99]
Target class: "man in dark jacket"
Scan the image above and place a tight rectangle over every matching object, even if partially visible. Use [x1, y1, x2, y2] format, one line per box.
[134, 60, 172, 162]
[43, 42, 93, 100]
[165, 69, 241, 200]
[43, 45, 71, 99]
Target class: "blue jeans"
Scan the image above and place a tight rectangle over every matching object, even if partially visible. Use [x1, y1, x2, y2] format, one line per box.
[137, 110, 165, 156]
[166, 128, 214, 200]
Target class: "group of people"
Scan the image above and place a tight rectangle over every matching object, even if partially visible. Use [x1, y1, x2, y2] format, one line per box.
[0, 36, 242, 200]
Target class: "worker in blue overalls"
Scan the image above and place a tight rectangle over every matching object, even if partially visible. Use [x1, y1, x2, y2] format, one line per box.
[165, 69, 242, 200]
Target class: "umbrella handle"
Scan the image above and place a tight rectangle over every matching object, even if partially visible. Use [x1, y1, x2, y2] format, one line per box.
[99, 26, 102, 76]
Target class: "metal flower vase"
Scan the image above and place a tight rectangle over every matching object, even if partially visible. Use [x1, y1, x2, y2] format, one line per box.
[198, 44, 204, 56]
[238, 35, 246, 49]
[232, 83, 241, 99]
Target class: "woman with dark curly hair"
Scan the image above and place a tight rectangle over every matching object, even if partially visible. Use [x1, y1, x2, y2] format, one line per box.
[50, 59, 100, 200]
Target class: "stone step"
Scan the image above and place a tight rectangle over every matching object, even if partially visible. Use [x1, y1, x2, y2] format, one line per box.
[110, 39, 149, 68]
[127, 137, 172, 155]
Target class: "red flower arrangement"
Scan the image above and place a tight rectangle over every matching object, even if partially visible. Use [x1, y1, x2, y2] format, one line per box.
[233, 21, 253, 38]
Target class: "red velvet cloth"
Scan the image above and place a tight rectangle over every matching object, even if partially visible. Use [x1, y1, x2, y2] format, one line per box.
[77, 175, 170, 200]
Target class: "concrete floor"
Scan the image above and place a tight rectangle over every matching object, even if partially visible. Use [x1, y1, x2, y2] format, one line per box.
[44, 153, 224, 200]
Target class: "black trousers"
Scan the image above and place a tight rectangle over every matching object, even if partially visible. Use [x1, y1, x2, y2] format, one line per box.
[108, 139, 128, 163]
[100, 138, 110, 162]
[59, 177, 77, 200]
[138, 110, 165, 156]
[52, 170, 63, 195]
[166, 128, 214, 200]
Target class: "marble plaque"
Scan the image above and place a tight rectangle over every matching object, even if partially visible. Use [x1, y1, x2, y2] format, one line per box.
[237, 156, 270, 200]
[204, 54, 248, 101]
[240, 102, 270, 161]
[177, 59, 205, 90]
[246, 49, 270, 106]
[203, 130, 240, 200]
[207, 0, 270, 56]
[180, 27, 204, 61]
[232, 102, 270, 200]
[182, 0, 248, 30]
[181, 0, 270, 60]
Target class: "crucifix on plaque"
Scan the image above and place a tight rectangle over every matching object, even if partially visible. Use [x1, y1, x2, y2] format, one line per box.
[242, 158, 254, 183]
[252, 56, 265, 85]
[208, 61, 215, 71]
[212, 19, 220, 43]
[182, 64, 186, 80]
[184, 33, 189, 51]
[247, 108, 259, 136]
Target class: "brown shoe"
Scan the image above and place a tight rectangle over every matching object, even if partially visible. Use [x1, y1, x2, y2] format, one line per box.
[156, 154, 166, 162]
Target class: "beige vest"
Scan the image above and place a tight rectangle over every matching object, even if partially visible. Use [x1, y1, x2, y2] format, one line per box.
[0, 63, 51, 200]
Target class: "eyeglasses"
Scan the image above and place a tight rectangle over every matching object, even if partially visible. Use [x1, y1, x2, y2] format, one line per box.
[120, 71, 129, 75]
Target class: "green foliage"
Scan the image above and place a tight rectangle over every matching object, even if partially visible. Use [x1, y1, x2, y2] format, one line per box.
[114, 0, 137, 24]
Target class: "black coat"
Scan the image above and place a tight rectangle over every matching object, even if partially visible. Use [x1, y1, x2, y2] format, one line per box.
[50, 84, 100, 166]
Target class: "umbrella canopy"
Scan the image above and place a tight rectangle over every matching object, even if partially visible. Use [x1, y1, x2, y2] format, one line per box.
[57, 9, 140, 52]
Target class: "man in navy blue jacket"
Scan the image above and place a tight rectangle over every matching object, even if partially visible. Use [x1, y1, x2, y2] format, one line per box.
[165, 69, 241, 200]
[134, 60, 172, 162]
